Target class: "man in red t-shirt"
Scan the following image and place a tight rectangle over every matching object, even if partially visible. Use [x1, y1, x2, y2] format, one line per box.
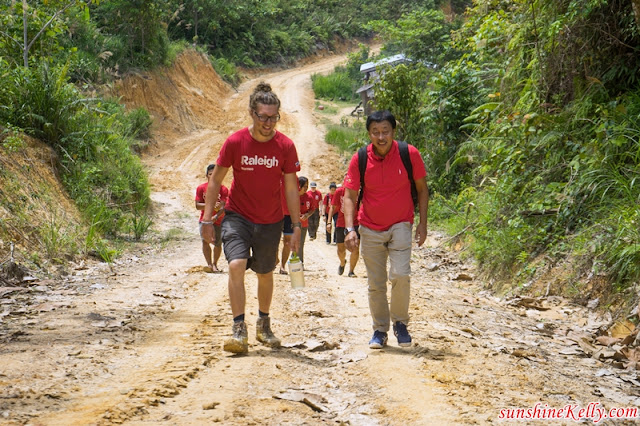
[328, 181, 360, 277]
[343, 110, 429, 350]
[202, 82, 301, 354]
[306, 182, 322, 240]
[195, 164, 229, 273]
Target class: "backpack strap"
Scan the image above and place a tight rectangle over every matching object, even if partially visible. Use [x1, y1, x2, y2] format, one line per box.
[357, 145, 368, 208]
[397, 141, 418, 207]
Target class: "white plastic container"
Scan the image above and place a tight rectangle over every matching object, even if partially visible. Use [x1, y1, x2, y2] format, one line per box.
[288, 252, 305, 289]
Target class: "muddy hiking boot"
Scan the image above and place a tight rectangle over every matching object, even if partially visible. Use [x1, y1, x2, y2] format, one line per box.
[393, 321, 412, 347]
[256, 317, 281, 348]
[223, 321, 248, 354]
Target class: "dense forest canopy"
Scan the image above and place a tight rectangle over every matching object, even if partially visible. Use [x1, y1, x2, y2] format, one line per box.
[2, 0, 640, 307]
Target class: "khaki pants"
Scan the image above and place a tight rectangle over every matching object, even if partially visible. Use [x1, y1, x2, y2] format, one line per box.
[359, 222, 412, 332]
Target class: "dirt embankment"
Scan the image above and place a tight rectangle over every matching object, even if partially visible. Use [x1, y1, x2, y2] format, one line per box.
[0, 136, 84, 265]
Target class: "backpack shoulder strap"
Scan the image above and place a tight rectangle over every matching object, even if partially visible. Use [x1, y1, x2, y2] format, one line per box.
[397, 141, 419, 207]
[397, 141, 413, 179]
[357, 145, 368, 207]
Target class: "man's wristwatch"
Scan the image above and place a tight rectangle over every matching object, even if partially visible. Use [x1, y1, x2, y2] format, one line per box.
[292, 222, 302, 229]
[344, 227, 356, 235]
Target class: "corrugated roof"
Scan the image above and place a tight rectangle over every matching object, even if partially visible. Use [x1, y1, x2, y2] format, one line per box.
[360, 54, 408, 73]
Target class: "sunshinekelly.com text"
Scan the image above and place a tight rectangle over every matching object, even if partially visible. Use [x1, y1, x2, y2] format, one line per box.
[498, 403, 638, 423]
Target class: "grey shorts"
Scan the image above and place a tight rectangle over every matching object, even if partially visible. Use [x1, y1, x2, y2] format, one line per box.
[200, 222, 222, 247]
[221, 211, 283, 274]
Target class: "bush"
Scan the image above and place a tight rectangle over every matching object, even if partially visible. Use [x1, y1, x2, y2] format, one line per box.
[325, 122, 367, 154]
[311, 68, 359, 101]
[210, 56, 241, 87]
[0, 63, 151, 245]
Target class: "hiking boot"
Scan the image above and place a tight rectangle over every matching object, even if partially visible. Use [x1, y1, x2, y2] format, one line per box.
[369, 330, 388, 349]
[393, 321, 412, 347]
[256, 317, 281, 348]
[338, 263, 345, 275]
[223, 321, 248, 353]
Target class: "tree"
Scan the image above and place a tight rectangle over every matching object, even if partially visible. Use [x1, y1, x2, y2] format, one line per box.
[0, 0, 93, 67]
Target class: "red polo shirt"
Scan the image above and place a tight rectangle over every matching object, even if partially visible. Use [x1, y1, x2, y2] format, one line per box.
[330, 186, 359, 228]
[344, 141, 426, 231]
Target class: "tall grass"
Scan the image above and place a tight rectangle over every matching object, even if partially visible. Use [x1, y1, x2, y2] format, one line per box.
[311, 67, 359, 101]
[0, 62, 152, 262]
[325, 122, 367, 154]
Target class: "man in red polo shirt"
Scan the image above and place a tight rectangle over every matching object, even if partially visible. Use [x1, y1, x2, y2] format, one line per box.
[202, 82, 301, 354]
[343, 110, 429, 350]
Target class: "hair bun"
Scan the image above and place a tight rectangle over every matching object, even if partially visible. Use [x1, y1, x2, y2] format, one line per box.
[255, 82, 272, 93]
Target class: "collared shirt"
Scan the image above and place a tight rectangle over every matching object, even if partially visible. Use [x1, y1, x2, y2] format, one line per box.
[344, 141, 426, 231]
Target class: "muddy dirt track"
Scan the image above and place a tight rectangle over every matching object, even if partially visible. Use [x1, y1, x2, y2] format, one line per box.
[1, 50, 640, 426]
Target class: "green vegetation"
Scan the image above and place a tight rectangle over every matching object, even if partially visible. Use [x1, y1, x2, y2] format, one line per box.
[325, 121, 367, 154]
[316, 0, 640, 302]
[3, 0, 638, 308]
[0, 1, 437, 265]
[311, 69, 360, 102]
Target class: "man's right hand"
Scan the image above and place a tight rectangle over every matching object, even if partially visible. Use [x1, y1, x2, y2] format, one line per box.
[345, 232, 359, 252]
[201, 223, 215, 245]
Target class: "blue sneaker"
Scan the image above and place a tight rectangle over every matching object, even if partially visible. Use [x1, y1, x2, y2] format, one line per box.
[393, 322, 412, 347]
[369, 330, 388, 349]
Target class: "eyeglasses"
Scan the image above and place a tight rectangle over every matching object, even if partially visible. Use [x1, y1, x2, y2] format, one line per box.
[369, 130, 392, 138]
[253, 110, 281, 123]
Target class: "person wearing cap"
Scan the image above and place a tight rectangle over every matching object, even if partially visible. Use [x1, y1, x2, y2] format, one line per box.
[323, 182, 338, 244]
[202, 82, 301, 354]
[306, 181, 322, 240]
[343, 110, 429, 350]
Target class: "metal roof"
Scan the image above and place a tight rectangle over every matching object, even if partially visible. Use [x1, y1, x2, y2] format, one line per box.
[360, 54, 408, 73]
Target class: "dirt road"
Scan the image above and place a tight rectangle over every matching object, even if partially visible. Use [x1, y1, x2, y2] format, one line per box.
[1, 50, 640, 426]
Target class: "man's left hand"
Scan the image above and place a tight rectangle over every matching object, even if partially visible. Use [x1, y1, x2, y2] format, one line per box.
[415, 222, 428, 247]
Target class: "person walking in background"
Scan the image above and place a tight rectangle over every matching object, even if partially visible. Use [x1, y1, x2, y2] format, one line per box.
[323, 182, 337, 244]
[327, 180, 360, 277]
[343, 110, 429, 350]
[278, 177, 295, 275]
[195, 164, 228, 273]
[297, 176, 312, 264]
[202, 82, 301, 354]
[279, 175, 312, 271]
[307, 181, 322, 240]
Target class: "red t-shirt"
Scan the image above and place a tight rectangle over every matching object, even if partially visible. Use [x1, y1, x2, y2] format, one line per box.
[330, 186, 359, 228]
[307, 189, 322, 211]
[323, 193, 333, 213]
[217, 127, 300, 224]
[195, 182, 229, 225]
[344, 141, 426, 231]
[300, 192, 312, 227]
